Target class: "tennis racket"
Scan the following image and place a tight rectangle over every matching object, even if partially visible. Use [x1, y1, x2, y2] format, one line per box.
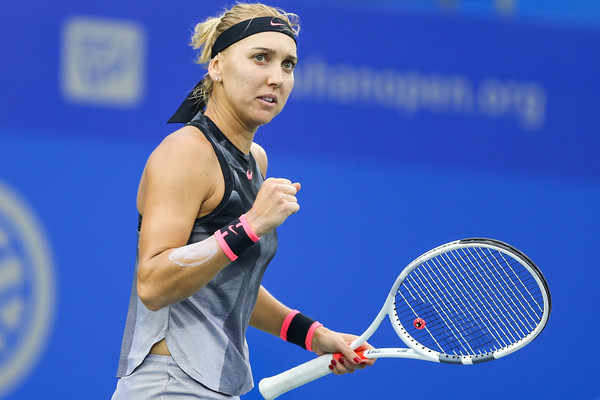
[259, 238, 551, 399]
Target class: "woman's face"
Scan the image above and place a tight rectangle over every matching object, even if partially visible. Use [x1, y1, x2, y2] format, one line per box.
[214, 31, 298, 129]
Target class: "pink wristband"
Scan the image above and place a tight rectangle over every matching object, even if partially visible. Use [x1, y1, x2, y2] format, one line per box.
[280, 310, 300, 341]
[239, 214, 260, 242]
[214, 230, 237, 261]
[214, 214, 260, 262]
[305, 321, 323, 352]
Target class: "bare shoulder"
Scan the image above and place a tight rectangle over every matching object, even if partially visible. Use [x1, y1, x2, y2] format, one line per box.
[148, 125, 216, 170]
[250, 142, 268, 177]
[138, 125, 220, 214]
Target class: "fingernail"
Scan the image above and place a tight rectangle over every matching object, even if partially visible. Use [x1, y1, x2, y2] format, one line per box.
[339, 358, 345, 365]
[331, 359, 337, 366]
[328, 364, 334, 370]
[360, 362, 366, 366]
[353, 357, 361, 363]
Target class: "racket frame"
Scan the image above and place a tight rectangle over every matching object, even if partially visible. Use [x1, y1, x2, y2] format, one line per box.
[377, 238, 551, 365]
[259, 238, 551, 399]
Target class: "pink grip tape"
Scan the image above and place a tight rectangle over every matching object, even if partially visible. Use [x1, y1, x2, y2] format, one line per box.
[280, 310, 300, 341]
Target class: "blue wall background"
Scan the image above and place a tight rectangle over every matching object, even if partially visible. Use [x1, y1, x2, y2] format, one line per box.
[0, 1, 599, 399]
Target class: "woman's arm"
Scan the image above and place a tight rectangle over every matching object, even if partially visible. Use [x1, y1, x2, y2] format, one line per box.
[248, 142, 374, 374]
[136, 127, 231, 310]
[250, 286, 375, 374]
[136, 129, 300, 311]
[249, 286, 290, 335]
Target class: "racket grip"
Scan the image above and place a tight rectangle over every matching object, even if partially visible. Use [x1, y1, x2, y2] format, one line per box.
[259, 354, 333, 400]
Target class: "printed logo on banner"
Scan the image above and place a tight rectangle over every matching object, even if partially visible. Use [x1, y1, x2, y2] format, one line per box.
[0, 181, 55, 397]
[61, 16, 146, 106]
[292, 58, 546, 131]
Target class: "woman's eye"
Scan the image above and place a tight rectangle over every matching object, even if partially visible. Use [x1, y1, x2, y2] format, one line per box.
[254, 54, 266, 62]
[282, 60, 295, 70]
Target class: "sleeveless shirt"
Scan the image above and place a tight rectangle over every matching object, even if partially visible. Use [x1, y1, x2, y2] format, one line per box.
[116, 114, 278, 395]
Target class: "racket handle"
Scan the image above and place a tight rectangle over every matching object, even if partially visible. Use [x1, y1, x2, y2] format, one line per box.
[259, 354, 333, 400]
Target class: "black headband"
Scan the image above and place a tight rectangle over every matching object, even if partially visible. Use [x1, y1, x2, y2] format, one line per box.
[211, 16, 296, 59]
[167, 16, 297, 124]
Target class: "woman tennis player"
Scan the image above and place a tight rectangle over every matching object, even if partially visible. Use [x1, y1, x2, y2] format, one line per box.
[112, 3, 374, 399]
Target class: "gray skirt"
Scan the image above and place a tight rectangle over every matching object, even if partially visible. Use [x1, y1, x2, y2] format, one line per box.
[111, 354, 240, 400]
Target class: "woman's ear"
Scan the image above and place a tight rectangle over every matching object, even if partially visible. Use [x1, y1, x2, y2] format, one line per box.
[208, 55, 222, 82]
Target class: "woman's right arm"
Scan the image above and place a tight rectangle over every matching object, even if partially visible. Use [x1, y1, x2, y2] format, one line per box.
[136, 127, 300, 311]
[136, 128, 231, 311]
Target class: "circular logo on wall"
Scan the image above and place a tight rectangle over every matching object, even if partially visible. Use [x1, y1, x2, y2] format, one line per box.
[0, 181, 55, 397]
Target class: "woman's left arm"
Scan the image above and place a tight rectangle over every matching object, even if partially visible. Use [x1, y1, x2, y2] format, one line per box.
[249, 143, 374, 374]
[250, 286, 376, 374]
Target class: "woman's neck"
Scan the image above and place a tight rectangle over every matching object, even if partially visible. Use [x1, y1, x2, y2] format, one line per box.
[204, 102, 257, 155]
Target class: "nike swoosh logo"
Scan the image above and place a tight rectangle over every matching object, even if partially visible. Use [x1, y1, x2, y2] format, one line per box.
[270, 20, 285, 27]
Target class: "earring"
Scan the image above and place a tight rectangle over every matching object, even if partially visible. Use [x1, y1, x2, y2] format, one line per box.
[214, 76, 220, 82]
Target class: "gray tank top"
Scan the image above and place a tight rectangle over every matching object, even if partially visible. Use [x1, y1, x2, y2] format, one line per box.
[116, 114, 278, 395]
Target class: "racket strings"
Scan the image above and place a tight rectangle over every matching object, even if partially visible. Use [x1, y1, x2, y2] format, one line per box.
[402, 268, 479, 353]
[449, 249, 532, 344]
[432, 248, 541, 352]
[422, 255, 509, 350]
[400, 271, 502, 354]
[437, 247, 541, 350]
[467, 249, 537, 334]
[489, 250, 544, 317]
[393, 246, 545, 357]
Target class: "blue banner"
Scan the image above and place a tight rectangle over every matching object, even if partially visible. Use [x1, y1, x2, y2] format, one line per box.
[1, 1, 599, 399]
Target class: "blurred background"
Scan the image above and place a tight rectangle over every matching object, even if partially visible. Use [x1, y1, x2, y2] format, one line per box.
[1, 0, 599, 399]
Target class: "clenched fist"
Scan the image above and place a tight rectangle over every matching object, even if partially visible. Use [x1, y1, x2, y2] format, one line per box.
[245, 178, 301, 237]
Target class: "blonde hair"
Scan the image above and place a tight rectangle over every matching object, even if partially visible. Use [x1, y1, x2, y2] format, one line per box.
[189, 3, 300, 106]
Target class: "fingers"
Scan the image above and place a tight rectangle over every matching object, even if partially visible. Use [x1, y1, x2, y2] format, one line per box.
[328, 341, 369, 375]
[354, 343, 376, 366]
[277, 181, 300, 214]
[311, 329, 374, 375]
[329, 353, 367, 375]
[270, 178, 300, 197]
[327, 337, 377, 374]
[264, 178, 300, 199]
